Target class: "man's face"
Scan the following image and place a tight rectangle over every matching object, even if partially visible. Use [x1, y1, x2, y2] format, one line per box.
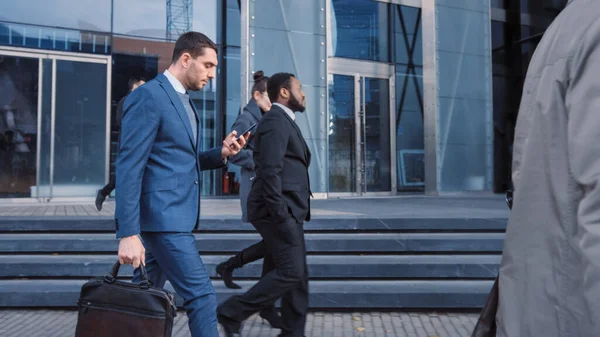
[183, 48, 218, 91]
[286, 77, 306, 113]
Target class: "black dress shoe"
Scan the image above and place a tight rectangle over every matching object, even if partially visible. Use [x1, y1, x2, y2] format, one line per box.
[259, 307, 283, 329]
[95, 189, 106, 211]
[217, 314, 241, 337]
[216, 257, 242, 289]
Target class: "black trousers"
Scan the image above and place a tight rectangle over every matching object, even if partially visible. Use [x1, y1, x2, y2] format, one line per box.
[218, 217, 308, 337]
[100, 175, 115, 196]
[235, 240, 266, 267]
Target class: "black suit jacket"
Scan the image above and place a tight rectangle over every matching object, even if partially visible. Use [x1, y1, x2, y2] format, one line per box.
[247, 105, 311, 224]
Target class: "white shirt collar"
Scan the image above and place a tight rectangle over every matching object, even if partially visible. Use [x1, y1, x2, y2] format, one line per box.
[163, 69, 186, 94]
[272, 102, 295, 121]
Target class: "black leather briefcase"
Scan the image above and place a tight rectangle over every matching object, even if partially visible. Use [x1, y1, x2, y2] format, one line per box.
[75, 261, 177, 337]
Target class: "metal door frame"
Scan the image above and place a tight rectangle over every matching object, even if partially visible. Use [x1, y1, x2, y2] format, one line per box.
[328, 58, 396, 197]
[0, 46, 111, 202]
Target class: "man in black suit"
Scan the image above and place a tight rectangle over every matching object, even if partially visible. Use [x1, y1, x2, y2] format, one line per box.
[217, 73, 311, 337]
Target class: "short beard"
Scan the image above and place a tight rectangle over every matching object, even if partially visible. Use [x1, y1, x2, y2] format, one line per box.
[288, 95, 305, 113]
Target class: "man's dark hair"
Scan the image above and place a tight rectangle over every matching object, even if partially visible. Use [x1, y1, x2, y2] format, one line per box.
[267, 72, 295, 103]
[171, 32, 218, 64]
[128, 76, 145, 91]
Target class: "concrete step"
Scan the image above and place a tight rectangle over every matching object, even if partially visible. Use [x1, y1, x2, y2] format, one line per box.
[0, 279, 495, 309]
[0, 254, 500, 279]
[0, 217, 507, 232]
[0, 233, 505, 253]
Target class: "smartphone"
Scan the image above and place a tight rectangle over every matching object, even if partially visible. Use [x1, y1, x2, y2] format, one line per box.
[236, 123, 257, 141]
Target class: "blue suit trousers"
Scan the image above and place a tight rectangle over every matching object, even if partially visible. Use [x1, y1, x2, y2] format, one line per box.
[133, 232, 218, 337]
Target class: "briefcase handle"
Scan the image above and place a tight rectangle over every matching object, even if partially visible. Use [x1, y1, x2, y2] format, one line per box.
[104, 261, 151, 290]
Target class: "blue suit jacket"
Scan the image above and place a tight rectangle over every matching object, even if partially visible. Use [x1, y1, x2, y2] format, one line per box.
[115, 74, 225, 239]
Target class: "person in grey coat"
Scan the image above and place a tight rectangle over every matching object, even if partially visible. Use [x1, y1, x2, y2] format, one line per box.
[215, 71, 282, 328]
[496, 1, 600, 336]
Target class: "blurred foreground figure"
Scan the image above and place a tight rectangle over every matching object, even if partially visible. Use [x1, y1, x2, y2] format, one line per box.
[497, 1, 600, 336]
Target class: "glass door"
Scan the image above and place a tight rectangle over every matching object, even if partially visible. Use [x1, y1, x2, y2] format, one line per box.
[328, 74, 357, 194]
[328, 63, 395, 196]
[0, 54, 40, 198]
[360, 76, 392, 193]
[51, 58, 109, 197]
[0, 47, 110, 201]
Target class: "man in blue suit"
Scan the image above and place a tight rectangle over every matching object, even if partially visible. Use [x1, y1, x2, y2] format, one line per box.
[115, 32, 248, 337]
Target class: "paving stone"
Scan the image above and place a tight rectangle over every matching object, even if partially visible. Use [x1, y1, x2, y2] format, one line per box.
[0, 310, 479, 337]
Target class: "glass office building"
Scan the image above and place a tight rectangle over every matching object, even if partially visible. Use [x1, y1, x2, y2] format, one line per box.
[0, 0, 565, 200]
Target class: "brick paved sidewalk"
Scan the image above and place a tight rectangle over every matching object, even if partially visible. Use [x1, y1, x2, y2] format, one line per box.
[0, 310, 478, 337]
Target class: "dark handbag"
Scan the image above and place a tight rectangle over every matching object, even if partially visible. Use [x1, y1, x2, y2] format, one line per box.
[471, 275, 499, 337]
[471, 190, 513, 337]
[75, 261, 177, 337]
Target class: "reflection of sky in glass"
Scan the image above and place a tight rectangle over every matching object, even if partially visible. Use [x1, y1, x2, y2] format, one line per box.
[0, 0, 217, 41]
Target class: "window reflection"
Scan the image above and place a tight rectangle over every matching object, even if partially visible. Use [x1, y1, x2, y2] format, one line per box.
[491, 0, 567, 14]
[490, 2, 565, 192]
[0, 0, 111, 32]
[112, 0, 217, 41]
[394, 5, 423, 192]
[0, 22, 111, 55]
[0, 56, 38, 197]
[328, 74, 357, 193]
[330, 0, 390, 62]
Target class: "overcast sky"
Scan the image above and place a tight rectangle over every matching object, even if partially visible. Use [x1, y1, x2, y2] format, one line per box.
[0, 0, 217, 41]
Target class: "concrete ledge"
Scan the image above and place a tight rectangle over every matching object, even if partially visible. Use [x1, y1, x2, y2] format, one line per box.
[0, 217, 507, 232]
[0, 254, 501, 279]
[0, 233, 505, 253]
[0, 279, 495, 309]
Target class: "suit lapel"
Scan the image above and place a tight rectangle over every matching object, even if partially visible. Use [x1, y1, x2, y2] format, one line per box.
[292, 122, 310, 166]
[278, 106, 310, 167]
[156, 74, 197, 151]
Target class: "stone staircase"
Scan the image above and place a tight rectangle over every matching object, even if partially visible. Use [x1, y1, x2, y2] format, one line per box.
[0, 216, 505, 309]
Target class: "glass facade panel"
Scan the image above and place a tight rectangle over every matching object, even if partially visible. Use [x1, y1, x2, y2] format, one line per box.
[396, 66, 424, 190]
[394, 4, 423, 192]
[435, 1, 493, 192]
[249, 0, 327, 193]
[3, 0, 555, 198]
[0, 0, 111, 32]
[191, 82, 218, 197]
[0, 55, 39, 197]
[249, 0, 324, 33]
[251, 28, 326, 88]
[395, 6, 422, 65]
[0, 22, 111, 55]
[53, 60, 107, 197]
[113, 0, 216, 42]
[328, 74, 356, 193]
[491, 0, 567, 13]
[225, 0, 241, 46]
[491, 0, 505, 8]
[363, 77, 391, 192]
[0, 0, 240, 199]
[490, 2, 566, 192]
[223, 47, 242, 195]
[329, 0, 390, 62]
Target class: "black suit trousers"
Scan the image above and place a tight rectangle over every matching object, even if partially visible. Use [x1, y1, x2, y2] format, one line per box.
[218, 217, 308, 337]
